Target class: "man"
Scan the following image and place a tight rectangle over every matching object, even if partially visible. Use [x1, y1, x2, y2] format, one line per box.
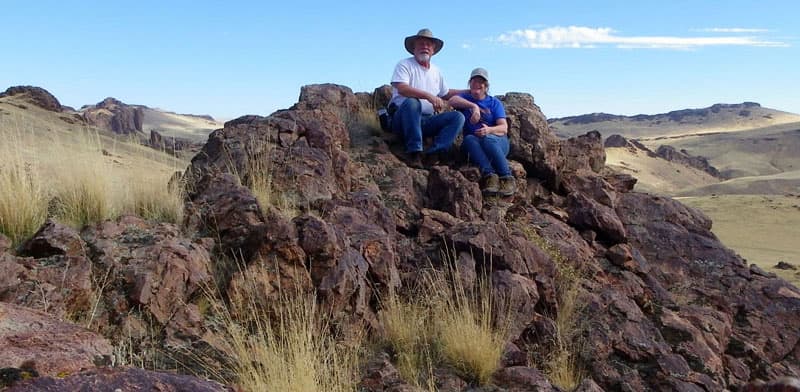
[390, 28, 465, 168]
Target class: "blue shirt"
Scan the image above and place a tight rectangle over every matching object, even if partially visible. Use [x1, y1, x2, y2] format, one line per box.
[456, 92, 507, 135]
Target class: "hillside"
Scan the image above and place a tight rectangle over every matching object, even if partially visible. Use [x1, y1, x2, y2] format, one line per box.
[549, 102, 800, 139]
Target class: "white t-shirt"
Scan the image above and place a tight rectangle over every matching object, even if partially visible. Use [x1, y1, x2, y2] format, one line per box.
[390, 57, 448, 115]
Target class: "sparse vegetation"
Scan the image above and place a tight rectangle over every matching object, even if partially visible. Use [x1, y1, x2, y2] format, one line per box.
[378, 246, 507, 388]
[523, 227, 587, 391]
[211, 267, 362, 392]
[0, 143, 48, 245]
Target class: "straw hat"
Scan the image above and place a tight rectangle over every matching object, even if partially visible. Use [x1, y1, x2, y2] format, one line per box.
[404, 28, 444, 55]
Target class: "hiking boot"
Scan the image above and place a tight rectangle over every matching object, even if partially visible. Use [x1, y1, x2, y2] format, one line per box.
[401, 151, 424, 169]
[481, 173, 500, 196]
[499, 176, 516, 197]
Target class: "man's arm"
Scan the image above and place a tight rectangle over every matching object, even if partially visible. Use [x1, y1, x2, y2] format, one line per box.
[442, 89, 466, 100]
[392, 82, 446, 112]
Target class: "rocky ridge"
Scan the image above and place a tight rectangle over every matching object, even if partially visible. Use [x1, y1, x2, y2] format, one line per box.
[0, 84, 798, 391]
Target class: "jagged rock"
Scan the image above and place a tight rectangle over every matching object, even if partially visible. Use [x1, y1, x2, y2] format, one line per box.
[79, 215, 213, 326]
[775, 261, 797, 270]
[0, 221, 93, 320]
[17, 219, 84, 258]
[1, 86, 62, 112]
[6, 367, 231, 391]
[656, 145, 721, 178]
[743, 377, 800, 392]
[426, 165, 482, 221]
[566, 192, 627, 244]
[493, 366, 556, 391]
[148, 130, 197, 153]
[560, 130, 606, 175]
[0, 302, 112, 379]
[359, 352, 416, 392]
[81, 97, 143, 134]
[500, 93, 561, 187]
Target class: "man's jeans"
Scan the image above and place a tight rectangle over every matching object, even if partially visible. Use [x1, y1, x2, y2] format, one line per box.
[462, 134, 511, 177]
[392, 98, 464, 154]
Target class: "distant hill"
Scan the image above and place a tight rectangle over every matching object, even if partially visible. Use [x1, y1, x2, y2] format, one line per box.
[549, 102, 800, 139]
[79, 97, 222, 142]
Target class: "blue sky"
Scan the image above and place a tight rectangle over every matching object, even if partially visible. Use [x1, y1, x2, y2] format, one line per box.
[2, 1, 798, 120]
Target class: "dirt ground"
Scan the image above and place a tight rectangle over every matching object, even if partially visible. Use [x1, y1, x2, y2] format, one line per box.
[678, 194, 800, 286]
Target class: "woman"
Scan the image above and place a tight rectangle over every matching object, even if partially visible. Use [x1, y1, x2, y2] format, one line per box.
[448, 67, 515, 197]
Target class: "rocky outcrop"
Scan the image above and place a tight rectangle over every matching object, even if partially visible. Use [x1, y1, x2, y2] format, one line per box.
[656, 144, 722, 178]
[81, 97, 144, 134]
[2, 83, 798, 391]
[0, 302, 112, 379]
[0, 86, 62, 112]
[6, 367, 231, 391]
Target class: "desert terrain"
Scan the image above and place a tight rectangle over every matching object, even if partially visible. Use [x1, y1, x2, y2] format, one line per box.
[552, 103, 800, 285]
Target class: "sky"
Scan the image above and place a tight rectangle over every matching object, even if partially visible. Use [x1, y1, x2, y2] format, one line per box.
[2, 1, 798, 121]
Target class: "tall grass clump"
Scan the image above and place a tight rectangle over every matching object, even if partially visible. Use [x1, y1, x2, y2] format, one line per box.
[431, 249, 507, 386]
[121, 173, 184, 223]
[51, 157, 114, 228]
[524, 227, 586, 391]
[0, 161, 48, 245]
[378, 245, 507, 387]
[214, 265, 361, 392]
[0, 126, 49, 244]
[243, 138, 299, 218]
[378, 290, 436, 388]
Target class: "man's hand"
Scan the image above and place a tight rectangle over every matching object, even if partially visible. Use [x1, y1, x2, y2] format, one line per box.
[429, 95, 445, 112]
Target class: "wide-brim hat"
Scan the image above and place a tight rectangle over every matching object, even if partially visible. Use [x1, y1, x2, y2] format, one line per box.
[404, 28, 444, 55]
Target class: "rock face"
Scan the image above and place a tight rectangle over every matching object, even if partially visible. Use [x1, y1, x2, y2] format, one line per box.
[2, 83, 798, 391]
[656, 144, 722, 178]
[0, 86, 63, 112]
[6, 367, 231, 391]
[81, 97, 144, 134]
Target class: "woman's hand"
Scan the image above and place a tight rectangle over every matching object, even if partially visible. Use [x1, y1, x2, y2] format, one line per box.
[469, 105, 481, 124]
[475, 124, 491, 137]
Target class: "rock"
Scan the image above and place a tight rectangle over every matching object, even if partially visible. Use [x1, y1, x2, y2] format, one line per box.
[559, 131, 606, 175]
[358, 352, 416, 392]
[81, 97, 143, 134]
[6, 367, 232, 391]
[17, 219, 85, 259]
[775, 261, 797, 270]
[1, 86, 62, 112]
[493, 366, 557, 391]
[500, 92, 561, 187]
[0, 302, 112, 379]
[566, 192, 627, 244]
[742, 377, 800, 392]
[656, 145, 721, 178]
[426, 166, 482, 222]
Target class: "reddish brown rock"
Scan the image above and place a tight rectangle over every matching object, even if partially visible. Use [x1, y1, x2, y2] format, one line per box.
[0, 302, 112, 378]
[426, 165, 482, 222]
[500, 92, 561, 187]
[1, 86, 62, 112]
[559, 130, 606, 175]
[81, 97, 143, 134]
[6, 367, 231, 391]
[493, 366, 556, 391]
[0, 233, 12, 253]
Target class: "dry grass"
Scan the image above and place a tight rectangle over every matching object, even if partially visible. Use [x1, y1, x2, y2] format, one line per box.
[378, 247, 507, 387]
[0, 106, 186, 239]
[431, 263, 505, 386]
[523, 227, 586, 391]
[211, 264, 362, 392]
[0, 131, 48, 245]
[241, 138, 300, 219]
[679, 194, 800, 286]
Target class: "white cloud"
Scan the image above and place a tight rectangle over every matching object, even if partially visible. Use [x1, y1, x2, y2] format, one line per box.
[696, 27, 770, 33]
[461, 43, 472, 50]
[493, 26, 787, 49]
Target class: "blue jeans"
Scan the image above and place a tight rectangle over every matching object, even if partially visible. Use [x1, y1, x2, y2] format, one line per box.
[462, 134, 511, 177]
[392, 98, 465, 154]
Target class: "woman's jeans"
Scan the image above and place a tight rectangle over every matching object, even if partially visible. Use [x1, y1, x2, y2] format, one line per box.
[392, 98, 464, 154]
[462, 133, 511, 177]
